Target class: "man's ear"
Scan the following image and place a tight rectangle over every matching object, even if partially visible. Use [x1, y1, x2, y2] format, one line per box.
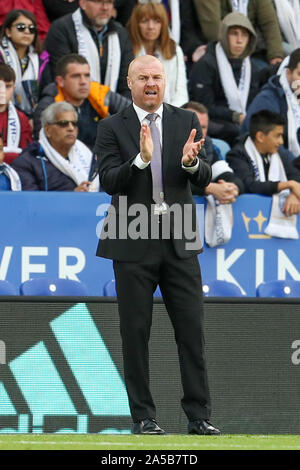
[44, 124, 51, 139]
[56, 75, 64, 89]
[286, 68, 292, 82]
[127, 76, 132, 90]
[255, 130, 265, 144]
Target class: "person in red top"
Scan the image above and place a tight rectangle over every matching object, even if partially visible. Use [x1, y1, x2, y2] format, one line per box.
[0, 63, 32, 164]
[0, 0, 50, 41]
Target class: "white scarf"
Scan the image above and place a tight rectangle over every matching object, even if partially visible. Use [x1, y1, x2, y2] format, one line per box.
[39, 128, 99, 191]
[4, 102, 22, 155]
[169, 0, 180, 44]
[279, 66, 300, 158]
[0, 162, 21, 191]
[244, 136, 298, 239]
[72, 8, 121, 91]
[273, 0, 300, 49]
[0, 38, 39, 115]
[215, 42, 251, 114]
[204, 160, 234, 247]
[231, 0, 249, 15]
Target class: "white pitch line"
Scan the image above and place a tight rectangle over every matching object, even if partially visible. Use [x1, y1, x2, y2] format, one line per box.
[0, 440, 297, 450]
[0, 440, 208, 448]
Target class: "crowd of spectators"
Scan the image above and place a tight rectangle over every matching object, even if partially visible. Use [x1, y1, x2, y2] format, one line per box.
[1, 0, 300, 231]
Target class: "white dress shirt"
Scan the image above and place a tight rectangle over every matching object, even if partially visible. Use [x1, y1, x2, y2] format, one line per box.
[132, 103, 199, 173]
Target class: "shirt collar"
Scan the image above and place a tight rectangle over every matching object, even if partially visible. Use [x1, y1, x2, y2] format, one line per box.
[133, 103, 164, 123]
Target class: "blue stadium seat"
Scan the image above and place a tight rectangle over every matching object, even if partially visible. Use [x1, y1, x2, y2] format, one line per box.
[212, 138, 231, 160]
[20, 278, 89, 296]
[256, 280, 300, 298]
[0, 280, 18, 295]
[103, 280, 162, 297]
[202, 280, 243, 297]
[103, 279, 116, 296]
[153, 286, 162, 297]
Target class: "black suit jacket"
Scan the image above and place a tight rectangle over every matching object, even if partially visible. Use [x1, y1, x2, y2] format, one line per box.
[95, 103, 212, 261]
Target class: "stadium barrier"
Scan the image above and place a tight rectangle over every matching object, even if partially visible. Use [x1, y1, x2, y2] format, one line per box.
[1, 192, 300, 296]
[1, 297, 300, 434]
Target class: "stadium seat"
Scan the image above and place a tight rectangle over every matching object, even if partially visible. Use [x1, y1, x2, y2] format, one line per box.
[153, 286, 162, 297]
[256, 280, 300, 298]
[212, 138, 231, 160]
[103, 279, 116, 296]
[202, 280, 243, 297]
[20, 278, 89, 296]
[103, 280, 162, 297]
[0, 280, 18, 295]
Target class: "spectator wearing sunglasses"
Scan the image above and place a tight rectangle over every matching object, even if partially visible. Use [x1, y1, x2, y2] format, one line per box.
[11, 101, 99, 191]
[0, 9, 51, 119]
[0, 63, 32, 165]
[0, 1, 50, 41]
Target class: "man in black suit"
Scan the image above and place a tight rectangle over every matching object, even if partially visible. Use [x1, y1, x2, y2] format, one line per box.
[95, 55, 220, 436]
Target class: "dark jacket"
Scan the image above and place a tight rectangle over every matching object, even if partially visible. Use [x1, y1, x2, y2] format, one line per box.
[180, 0, 205, 60]
[11, 141, 97, 191]
[226, 135, 300, 195]
[114, 0, 137, 26]
[42, 0, 79, 22]
[45, 9, 134, 98]
[95, 104, 211, 261]
[189, 42, 260, 124]
[241, 74, 288, 136]
[191, 135, 244, 195]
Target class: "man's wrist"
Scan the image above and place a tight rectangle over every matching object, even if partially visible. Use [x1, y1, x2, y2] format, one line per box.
[133, 153, 150, 169]
[183, 156, 198, 167]
[141, 153, 149, 163]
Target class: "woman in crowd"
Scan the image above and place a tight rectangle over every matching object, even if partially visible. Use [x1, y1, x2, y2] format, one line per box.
[0, 9, 50, 119]
[127, 0, 188, 107]
[0, 0, 50, 41]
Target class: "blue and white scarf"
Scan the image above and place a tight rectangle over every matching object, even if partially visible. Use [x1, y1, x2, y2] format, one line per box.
[4, 102, 22, 155]
[39, 128, 99, 191]
[215, 42, 251, 114]
[205, 160, 234, 247]
[0, 37, 39, 115]
[279, 65, 300, 158]
[274, 0, 300, 49]
[0, 163, 21, 191]
[244, 136, 298, 239]
[231, 0, 249, 16]
[72, 8, 121, 91]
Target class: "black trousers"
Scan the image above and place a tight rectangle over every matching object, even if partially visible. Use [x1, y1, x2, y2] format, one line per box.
[113, 237, 211, 422]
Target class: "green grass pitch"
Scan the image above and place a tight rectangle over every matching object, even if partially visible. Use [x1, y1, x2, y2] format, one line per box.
[0, 434, 300, 450]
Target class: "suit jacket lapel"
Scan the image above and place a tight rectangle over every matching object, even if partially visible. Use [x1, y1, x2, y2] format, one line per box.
[122, 104, 140, 153]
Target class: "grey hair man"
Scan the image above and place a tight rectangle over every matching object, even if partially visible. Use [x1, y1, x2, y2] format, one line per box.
[45, 0, 134, 97]
[12, 101, 99, 191]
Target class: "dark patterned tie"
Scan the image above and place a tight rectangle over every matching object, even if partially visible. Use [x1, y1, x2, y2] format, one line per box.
[146, 113, 164, 205]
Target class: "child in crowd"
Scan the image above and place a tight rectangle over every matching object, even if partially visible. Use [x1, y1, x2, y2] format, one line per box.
[0, 132, 21, 190]
[0, 63, 32, 164]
